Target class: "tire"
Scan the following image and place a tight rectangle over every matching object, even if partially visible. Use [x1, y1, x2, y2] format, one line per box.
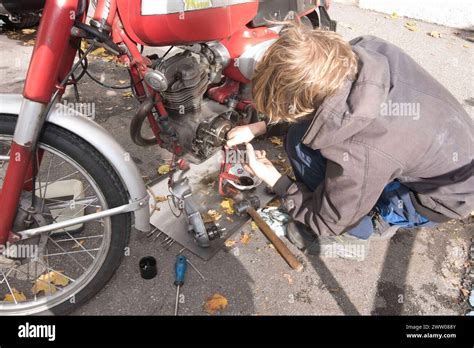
[1, 14, 40, 29]
[0, 114, 131, 315]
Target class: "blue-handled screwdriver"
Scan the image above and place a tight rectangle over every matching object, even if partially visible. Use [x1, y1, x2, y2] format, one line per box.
[174, 255, 187, 315]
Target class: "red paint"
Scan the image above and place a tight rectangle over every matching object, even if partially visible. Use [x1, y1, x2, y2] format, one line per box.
[23, 0, 79, 103]
[0, 144, 32, 244]
[116, 0, 259, 46]
[23, 149, 44, 192]
[93, 0, 118, 29]
[207, 78, 240, 104]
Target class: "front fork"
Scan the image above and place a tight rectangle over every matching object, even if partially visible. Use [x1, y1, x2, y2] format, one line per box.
[0, 0, 80, 245]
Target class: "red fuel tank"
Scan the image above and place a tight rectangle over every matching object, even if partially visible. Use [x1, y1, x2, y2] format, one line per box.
[117, 0, 259, 46]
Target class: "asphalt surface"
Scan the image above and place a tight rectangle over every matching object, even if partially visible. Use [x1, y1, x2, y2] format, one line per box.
[0, 3, 472, 315]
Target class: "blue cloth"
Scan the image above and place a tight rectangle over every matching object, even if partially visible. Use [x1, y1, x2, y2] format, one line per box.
[284, 120, 432, 240]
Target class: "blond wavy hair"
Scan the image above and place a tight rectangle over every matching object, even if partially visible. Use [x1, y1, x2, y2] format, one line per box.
[252, 21, 358, 123]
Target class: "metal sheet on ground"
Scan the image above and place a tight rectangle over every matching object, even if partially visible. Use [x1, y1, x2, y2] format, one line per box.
[149, 141, 282, 260]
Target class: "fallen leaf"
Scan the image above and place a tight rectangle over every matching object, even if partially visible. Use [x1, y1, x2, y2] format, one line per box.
[203, 293, 228, 314]
[72, 240, 85, 250]
[90, 47, 106, 56]
[118, 80, 127, 84]
[240, 233, 251, 244]
[203, 210, 222, 223]
[3, 288, 27, 303]
[405, 22, 418, 32]
[283, 273, 293, 284]
[122, 91, 133, 98]
[157, 164, 171, 175]
[31, 280, 57, 296]
[21, 28, 36, 35]
[384, 12, 398, 19]
[267, 243, 275, 250]
[269, 136, 283, 146]
[220, 198, 234, 215]
[154, 195, 167, 203]
[23, 39, 35, 46]
[38, 271, 69, 287]
[429, 31, 441, 38]
[460, 288, 469, 297]
[251, 221, 258, 231]
[224, 240, 236, 248]
[463, 44, 470, 48]
[102, 55, 115, 62]
[226, 216, 234, 223]
[81, 40, 89, 51]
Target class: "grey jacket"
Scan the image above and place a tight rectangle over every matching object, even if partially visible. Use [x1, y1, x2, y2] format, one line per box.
[273, 36, 473, 235]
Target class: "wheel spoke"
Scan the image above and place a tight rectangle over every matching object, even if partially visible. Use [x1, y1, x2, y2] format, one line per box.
[42, 248, 101, 258]
[1, 270, 18, 304]
[47, 237, 88, 271]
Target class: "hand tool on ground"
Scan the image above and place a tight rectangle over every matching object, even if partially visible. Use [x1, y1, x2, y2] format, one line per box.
[177, 248, 206, 281]
[139, 256, 157, 280]
[174, 255, 188, 315]
[234, 196, 303, 272]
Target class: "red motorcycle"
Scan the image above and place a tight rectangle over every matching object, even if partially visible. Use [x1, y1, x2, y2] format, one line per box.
[0, 0, 333, 314]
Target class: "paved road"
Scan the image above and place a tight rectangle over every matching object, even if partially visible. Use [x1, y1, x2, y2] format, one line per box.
[0, 3, 472, 315]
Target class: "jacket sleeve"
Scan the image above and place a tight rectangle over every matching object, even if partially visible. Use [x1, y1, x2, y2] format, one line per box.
[273, 141, 401, 236]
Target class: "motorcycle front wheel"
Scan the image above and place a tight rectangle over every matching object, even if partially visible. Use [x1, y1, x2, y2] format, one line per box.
[0, 114, 131, 315]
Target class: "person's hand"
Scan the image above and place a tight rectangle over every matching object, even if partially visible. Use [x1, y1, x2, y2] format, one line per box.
[244, 143, 282, 188]
[226, 121, 266, 147]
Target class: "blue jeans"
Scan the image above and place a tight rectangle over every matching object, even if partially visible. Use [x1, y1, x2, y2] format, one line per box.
[284, 120, 432, 240]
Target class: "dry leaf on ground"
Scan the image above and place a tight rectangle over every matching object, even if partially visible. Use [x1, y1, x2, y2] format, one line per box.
[251, 221, 258, 231]
[405, 22, 418, 32]
[224, 240, 236, 248]
[203, 210, 222, 223]
[203, 293, 228, 314]
[269, 136, 283, 146]
[21, 28, 36, 35]
[31, 281, 57, 296]
[90, 47, 106, 56]
[122, 91, 133, 98]
[429, 31, 442, 38]
[39, 271, 69, 287]
[384, 12, 399, 19]
[157, 164, 171, 175]
[3, 288, 27, 303]
[220, 198, 234, 215]
[240, 233, 251, 244]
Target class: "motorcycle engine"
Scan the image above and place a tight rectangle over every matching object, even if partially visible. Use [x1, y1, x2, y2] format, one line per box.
[146, 47, 245, 161]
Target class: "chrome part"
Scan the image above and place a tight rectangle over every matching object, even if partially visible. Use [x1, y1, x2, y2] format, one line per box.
[208, 41, 231, 70]
[0, 94, 151, 232]
[18, 196, 148, 239]
[237, 38, 277, 80]
[13, 98, 46, 147]
[144, 69, 168, 92]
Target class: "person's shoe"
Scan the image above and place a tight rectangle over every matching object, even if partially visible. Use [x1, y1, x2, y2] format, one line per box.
[369, 213, 400, 240]
[286, 221, 369, 261]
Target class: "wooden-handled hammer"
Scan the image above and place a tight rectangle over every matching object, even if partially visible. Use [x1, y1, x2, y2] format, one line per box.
[234, 196, 303, 272]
